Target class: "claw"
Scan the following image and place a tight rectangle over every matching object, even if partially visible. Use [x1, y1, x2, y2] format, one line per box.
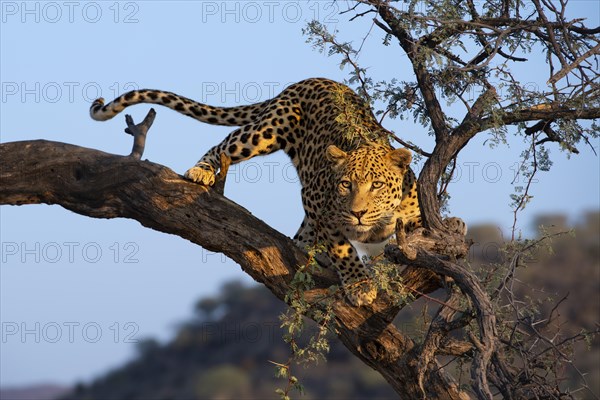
[346, 282, 377, 306]
[184, 167, 216, 186]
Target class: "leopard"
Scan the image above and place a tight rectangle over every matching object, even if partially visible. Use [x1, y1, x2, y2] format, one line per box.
[90, 78, 456, 306]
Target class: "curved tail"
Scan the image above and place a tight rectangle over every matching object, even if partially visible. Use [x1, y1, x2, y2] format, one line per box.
[89, 89, 271, 126]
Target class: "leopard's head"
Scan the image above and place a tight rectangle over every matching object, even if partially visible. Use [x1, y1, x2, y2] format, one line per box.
[326, 143, 412, 241]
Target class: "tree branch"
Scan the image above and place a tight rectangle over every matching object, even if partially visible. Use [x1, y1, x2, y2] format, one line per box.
[0, 139, 467, 400]
[485, 106, 600, 130]
[547, 43, 600, 85]
[385, 243, 499, 400]
[370, 0, 449, 140]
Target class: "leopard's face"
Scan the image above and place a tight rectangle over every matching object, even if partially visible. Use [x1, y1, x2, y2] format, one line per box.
[326, 144, 412, 242]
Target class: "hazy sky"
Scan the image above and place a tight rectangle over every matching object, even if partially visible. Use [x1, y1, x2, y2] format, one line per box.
[1, 0, 598, 387]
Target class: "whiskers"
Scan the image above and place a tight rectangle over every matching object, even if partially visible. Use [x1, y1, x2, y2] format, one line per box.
[340, 210, 393, 229]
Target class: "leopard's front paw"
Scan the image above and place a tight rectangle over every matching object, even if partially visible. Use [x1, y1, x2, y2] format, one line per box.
[184, 167, 216, 186]
[443, 217, 468, 236]
[345, 282, 377, 307]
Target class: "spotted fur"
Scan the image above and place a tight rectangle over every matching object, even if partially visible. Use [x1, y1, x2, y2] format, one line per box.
[90, 78, 427, 306]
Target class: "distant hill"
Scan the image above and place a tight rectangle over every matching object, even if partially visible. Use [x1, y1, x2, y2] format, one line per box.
[5, 213, 598, 399]
[60, 280, 397, 399]
[0, 384, 69, 400]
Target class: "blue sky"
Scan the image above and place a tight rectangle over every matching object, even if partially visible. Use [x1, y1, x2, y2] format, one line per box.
[1, 0, 598, 387]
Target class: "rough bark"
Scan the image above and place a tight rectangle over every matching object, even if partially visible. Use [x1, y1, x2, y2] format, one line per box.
[0, 139, 467, 400]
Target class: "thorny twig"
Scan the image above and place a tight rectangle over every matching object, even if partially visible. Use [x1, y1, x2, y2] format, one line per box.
[511, 133, 539, 241]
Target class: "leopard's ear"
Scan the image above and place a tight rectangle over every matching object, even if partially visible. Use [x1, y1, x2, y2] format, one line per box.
[387, 148, 412, 169]
[326, 145, 348, 167]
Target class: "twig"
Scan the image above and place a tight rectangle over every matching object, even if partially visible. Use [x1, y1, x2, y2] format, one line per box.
[405, 285, 467, 314]
[548, 43, 600, 84]
[438, 156, 457, 200]
[212, 153, 231, 196]
[389, 132, 432, 157]
[124, 109, 156, 160]
[510, 133, 539, 241]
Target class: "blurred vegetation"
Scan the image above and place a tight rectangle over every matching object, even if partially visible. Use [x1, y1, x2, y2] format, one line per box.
[62, 212, 599, 399]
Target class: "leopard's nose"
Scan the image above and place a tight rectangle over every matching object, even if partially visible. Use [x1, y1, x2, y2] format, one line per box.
[351, 210, 367, 219]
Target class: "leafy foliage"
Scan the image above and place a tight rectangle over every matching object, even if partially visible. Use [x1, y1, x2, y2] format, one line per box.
[277, 244, 336, 398]
[298, 1, 600, 397]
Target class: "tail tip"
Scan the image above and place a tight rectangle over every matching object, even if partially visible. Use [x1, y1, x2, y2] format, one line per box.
[90, 98, 105, 120]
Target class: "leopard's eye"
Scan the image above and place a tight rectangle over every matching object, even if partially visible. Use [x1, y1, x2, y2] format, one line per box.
[372, 181, 385, 189]
[340, 180, 352, 189]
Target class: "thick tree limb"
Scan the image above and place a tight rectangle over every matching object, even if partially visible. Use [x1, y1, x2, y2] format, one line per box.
[0, 139, 467, 399]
